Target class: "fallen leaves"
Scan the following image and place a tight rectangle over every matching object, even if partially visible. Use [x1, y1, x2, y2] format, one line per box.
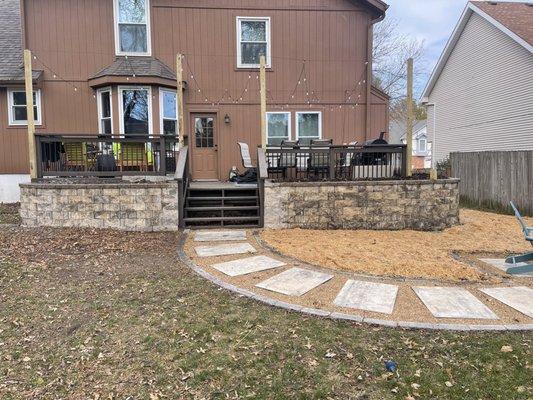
[501, 345, 513, 353]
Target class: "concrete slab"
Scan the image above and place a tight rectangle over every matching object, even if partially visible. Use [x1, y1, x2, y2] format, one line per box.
[479, 287, 533, 318]
[413, 287, 498, 319]
[256, 267, 333, 296]
[212, 255, 286, 277]
[479, 258, 533, 277]
[195, 243, 257, 258]
[333, 280, 399, 314]
[194, 230, 247, 242]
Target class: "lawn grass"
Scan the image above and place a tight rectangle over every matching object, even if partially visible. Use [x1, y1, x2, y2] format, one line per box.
[0, 225, 531, 399]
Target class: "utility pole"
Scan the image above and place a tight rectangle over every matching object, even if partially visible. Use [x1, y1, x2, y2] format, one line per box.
[24, 49, 37, 180]
[176, 54, 185, 148]
[259, 55, 267, 149]
[406, 57, 414, 177]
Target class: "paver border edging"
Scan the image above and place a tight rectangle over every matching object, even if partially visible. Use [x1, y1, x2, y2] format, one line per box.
[177, 232, 533, 332]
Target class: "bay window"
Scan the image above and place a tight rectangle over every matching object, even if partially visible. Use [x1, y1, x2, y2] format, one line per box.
[114, 0, 151, 55]
[119, 87, 152, 136]
[97, 88, 113, 135]
[237, 17, 271, 68]
[160, 89, 178, 136]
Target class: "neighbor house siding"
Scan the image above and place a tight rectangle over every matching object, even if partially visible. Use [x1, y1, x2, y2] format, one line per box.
[426, 12, 533, 162]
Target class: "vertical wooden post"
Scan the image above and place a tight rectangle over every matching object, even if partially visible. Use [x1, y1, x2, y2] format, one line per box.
[176, 54, 185, 148]
[260, 55, 267, 149]
[24, 50, 37, 179]
[406, 57, 414, 178]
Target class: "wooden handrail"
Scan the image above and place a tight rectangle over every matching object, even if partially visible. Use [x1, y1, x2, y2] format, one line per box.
[175, 145, 189, 181]
[257, 147, 268, 180]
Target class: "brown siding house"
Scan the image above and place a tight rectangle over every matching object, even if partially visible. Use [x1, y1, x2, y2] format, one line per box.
[0, 0, 389, 185]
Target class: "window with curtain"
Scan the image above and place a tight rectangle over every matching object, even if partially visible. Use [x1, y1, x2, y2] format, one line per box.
[296, 112, 321, 145]
[115, 0, 150, 55]
[160, 89, 177, 136]
[237, 17, 271, 68]
[266, 112, 290, 146]
[121, 88, 150, 136]
[7, 89, 42, 126]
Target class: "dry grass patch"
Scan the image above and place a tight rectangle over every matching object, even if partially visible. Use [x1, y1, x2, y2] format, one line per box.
[261, 209, 532, 282]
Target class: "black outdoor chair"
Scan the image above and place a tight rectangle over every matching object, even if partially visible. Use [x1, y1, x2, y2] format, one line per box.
[269, 140, 299, 179]
[307, 139, 333, 178]
[505, 202, 533, 275]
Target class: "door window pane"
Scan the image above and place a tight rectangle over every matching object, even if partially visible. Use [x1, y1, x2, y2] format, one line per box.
[297, 112, 321, 145]
[195, 117, 214, 148]
[267, 113, 290, 146]
[122, 89, 149, 136]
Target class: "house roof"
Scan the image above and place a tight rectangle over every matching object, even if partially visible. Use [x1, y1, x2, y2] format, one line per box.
[399, 120, 427, 141]
[0, 0, 42, 84]
[421, 1, 533, 99]
[90, 57, 176, 80]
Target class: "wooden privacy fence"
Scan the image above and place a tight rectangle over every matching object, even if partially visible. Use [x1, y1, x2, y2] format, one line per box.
[450, 151, 533, 216]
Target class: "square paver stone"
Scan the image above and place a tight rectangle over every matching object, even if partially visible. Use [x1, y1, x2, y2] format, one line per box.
[194, 230, 247, 242]
[256, 268, 334, 296]
[212, 255, 286, 277]
[479, 259, 533, 277]
[333, 280, 399, 314]
[195, 243, 256, 258]
[413, 287, 498, 319]
[479, 287, 533, 318]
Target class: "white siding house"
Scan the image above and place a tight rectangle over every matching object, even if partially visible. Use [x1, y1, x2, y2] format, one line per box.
[422, 1, 533, 162]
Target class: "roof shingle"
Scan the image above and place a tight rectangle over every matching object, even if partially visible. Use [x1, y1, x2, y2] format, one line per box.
[90, 57, 176, 81]
[472, 1, 533, 46]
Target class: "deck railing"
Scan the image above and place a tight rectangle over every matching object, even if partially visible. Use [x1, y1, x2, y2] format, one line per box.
[263, 144, 407, 182]
[35, 134, 179, 178]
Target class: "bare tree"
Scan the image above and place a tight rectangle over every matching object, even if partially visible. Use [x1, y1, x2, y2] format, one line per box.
[372, 18, 427, 122]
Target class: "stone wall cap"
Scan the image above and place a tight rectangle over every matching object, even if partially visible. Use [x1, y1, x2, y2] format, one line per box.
[265, 178, 460, 188]
[20, 182, 176, 189]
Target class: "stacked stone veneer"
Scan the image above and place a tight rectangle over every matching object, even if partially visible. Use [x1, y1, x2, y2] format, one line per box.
[264, 179, 460, 231]
[19, 182, 179, 231]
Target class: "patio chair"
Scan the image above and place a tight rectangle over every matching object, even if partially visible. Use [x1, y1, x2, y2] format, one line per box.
[238, 142, 255, 169]
[64, 142, 94, 171]
[307, 139, 333, 178]
[119, 142, 151, 171]
[269, 140, 299, 179]
[505, 202, 533, 275]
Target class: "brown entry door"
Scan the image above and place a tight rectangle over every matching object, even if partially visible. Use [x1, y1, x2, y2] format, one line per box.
[191, 114, 218, 180]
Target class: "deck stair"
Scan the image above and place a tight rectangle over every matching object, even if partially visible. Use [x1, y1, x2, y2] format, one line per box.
[183, 182, 261, 228]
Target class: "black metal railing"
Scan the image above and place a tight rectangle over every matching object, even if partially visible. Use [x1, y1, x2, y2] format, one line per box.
[35, 134, 179, 177]
[264, 144, 407, 182]
[175, 145, 190, 229]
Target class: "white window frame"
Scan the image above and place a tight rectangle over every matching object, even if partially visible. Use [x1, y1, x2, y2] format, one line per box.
[7, 88, 42, 126]
[118, 86, 153, 137]
[236, 16, 271, 68]
[159, 88, 178, 136]
[96, 87, 113, 135]
[266, 111, 291, 145]
[418, 137, 427, 153]
[113, 0, 152, 56]
[295, 111, 322, 142]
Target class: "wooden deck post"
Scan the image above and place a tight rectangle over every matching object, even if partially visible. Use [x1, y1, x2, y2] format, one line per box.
[176, 54, 185, 148]
[260, 55, 267, 149]
[406, 58, 414, 177]
[24, 49, 37, 179]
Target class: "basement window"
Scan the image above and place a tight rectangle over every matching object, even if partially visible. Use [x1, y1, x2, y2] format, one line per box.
[7, 88, 42, 126]
[237, 17, 271, 68]
[266, 112, 291, 146]
[296, 111, 322, 146]
[114, 0, 151, 56]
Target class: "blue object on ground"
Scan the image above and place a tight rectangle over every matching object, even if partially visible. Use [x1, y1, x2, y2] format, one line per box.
[385, 360, 397, 372]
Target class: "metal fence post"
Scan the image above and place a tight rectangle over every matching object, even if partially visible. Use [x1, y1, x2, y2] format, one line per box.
[329, 147, 335, 180]
[159, 135, 166, 175]
[35, 135, 42, 179]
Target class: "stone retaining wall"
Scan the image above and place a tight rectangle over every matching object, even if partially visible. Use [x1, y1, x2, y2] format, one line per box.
[264, 179, 460, 231]
[19, 181, 179, 231]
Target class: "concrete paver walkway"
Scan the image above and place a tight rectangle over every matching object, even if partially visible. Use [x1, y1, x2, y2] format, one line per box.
[195, 243, 257, 257]
[212, 255, 286, 277]
[334, 280, 398, 314]
[194, 230, 247, 242]
[480, 287, 533, 318]
[256, 268, 334, 296]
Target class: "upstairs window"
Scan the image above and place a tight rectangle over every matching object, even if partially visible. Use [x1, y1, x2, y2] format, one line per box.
[114, 0, 151, 55]
[7, 88, 42, 126]
[419, 138, 427, 153]
[160, 89, 178, 137]
[237, 17, 271, 68]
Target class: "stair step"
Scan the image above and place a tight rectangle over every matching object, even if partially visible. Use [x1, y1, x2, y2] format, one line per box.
[184, 216, 261, 223]
[185, 206, 259, 212]
[187, 196, 258, 201]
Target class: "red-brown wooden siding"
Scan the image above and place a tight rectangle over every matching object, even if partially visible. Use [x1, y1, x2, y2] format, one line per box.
[0, 0, 388, 176]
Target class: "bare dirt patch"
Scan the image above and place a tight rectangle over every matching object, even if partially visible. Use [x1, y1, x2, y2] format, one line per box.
[261, 209, 532, 282]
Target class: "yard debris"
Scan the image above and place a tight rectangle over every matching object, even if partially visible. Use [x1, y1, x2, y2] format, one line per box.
[500, 345, 513, 353]
[385, 360, 398, 372]
[445, 381, 453, 387]
[325, 350, 337, 358]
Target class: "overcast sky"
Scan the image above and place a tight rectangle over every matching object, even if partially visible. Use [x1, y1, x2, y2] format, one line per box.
[384, 0, 527, 94]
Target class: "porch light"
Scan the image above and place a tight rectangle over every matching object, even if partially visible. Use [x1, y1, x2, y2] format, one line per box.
[224, 114, 231, 124]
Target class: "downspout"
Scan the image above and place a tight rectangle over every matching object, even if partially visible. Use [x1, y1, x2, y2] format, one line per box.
[366, 12, 385, 141]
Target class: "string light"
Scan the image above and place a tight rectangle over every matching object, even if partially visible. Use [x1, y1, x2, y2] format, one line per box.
[30, 51, 81, 93]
